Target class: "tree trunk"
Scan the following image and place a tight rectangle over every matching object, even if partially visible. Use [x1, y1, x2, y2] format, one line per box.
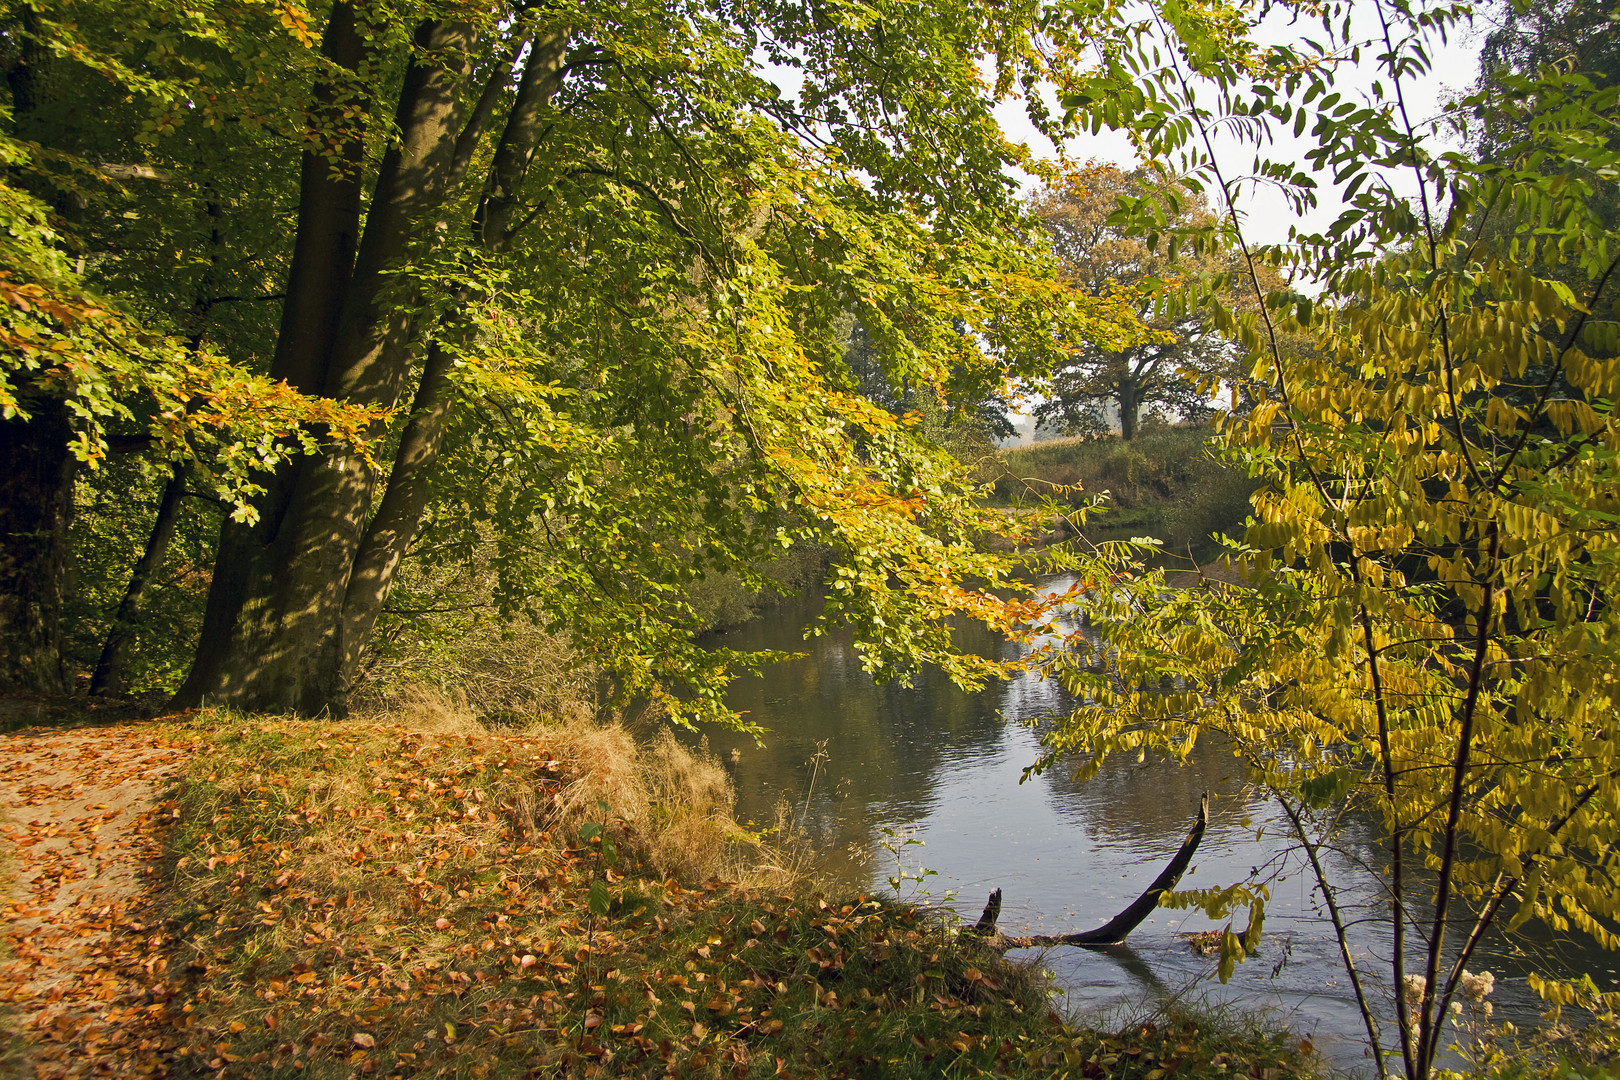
[1118, 379, 1139, 441]
[176, 13, 571, 716]
[90, 464, 187, 696]
[966, 794, 1208, 950]
[333, 28, 570, 696]
[173, 2, 375, 713]
[0, 400, 78, 693]
[0, 8, 76, 693]
[177, 19, 477, 715]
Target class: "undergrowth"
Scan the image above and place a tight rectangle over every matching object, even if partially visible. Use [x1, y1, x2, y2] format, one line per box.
[148, 705, 1317, 1079]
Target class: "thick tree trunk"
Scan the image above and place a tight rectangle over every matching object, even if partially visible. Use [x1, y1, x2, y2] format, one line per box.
[333, 28, 570, 696]
[177, 14, 572, 716]
[0, 400, 78, 692]
[274, 3, 368, 395]
[178, 19, 477, 715]
[173, 3, 374, 713]
[336, 339, 453, 692]
[90, 464, 187, 695]
[0, 9, 76, 692]
[223, 17, 479, 714]
[1118, 379, 1139, 441]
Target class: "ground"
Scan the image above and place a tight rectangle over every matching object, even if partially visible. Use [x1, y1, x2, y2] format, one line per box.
[0, 708, 189, 1077]
[0, 706, 1319, 1080]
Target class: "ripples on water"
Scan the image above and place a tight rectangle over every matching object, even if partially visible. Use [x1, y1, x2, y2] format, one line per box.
[687, 575, 1605, 1072]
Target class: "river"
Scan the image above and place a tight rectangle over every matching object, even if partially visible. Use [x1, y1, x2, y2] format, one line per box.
[687, 575, 1615, 1072]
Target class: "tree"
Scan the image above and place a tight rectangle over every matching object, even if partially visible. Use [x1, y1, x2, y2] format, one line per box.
[1475, 0, 1620, 163]
[1467, 0, 1620, 320]
[843, 317, 1018, 454]
[1026, 2, 1620, 1079]
[2, 0, 1139, 716]
[0, 0, 395, 693]
[1030, 165, 1247, 440]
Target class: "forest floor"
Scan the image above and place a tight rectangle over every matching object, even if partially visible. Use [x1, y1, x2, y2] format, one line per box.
[0, 707, 194, 1077]
[0, 705, 1315, 1079]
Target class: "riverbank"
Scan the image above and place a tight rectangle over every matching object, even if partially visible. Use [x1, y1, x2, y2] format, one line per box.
[985, 428, 1255, 558]
[0, 699, 1320, 1079]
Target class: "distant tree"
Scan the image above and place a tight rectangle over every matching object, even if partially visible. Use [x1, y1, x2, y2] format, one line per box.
[1030, 165, 1248, 440]
[1463, 0, 1620, 412]
[1474, 0, 1619, 164]
[1471, 0, 1619, 271]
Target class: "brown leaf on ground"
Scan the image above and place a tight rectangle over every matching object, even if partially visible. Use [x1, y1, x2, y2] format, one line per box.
[0, 718, 192, 1078]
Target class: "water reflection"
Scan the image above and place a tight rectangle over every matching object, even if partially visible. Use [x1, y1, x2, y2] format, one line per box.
[688, 576, 1590, 1072]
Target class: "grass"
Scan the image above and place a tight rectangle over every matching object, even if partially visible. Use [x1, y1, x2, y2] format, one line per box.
[136, 699, 1321, 1079]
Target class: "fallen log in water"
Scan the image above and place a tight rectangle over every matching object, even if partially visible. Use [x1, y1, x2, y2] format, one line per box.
[965, 793, 1208, 951]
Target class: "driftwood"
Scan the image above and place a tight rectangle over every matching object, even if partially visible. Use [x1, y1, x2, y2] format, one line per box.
[966, 793, 1208, 951]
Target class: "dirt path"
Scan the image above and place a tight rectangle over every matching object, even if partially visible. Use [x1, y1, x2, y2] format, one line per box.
[0, 722, 191, 1078]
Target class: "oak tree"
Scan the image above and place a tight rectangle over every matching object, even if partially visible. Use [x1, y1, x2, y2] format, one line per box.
[1030, 164, 1252, 440]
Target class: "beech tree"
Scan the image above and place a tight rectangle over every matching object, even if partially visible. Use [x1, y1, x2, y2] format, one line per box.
[1, 0, 1140, 715]
[0, 0, 380, 691]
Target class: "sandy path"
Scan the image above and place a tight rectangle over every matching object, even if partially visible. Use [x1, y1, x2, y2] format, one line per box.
[0, 723, 191, 1078]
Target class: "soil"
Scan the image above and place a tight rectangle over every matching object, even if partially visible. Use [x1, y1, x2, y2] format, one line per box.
[0, 705, 192, 1078]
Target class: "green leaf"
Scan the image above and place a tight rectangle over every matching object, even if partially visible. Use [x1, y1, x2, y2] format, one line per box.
[588, 880, 612, 917]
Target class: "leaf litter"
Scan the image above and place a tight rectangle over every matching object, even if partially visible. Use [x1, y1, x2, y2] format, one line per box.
[2, 711, 1318, 1079]
[1, 720, 193, 1076]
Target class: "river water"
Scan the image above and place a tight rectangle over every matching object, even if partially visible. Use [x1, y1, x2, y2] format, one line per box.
[689, 575, 1615, 1071]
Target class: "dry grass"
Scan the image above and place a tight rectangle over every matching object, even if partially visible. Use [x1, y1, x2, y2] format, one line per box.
[354, 686, 762, 885]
